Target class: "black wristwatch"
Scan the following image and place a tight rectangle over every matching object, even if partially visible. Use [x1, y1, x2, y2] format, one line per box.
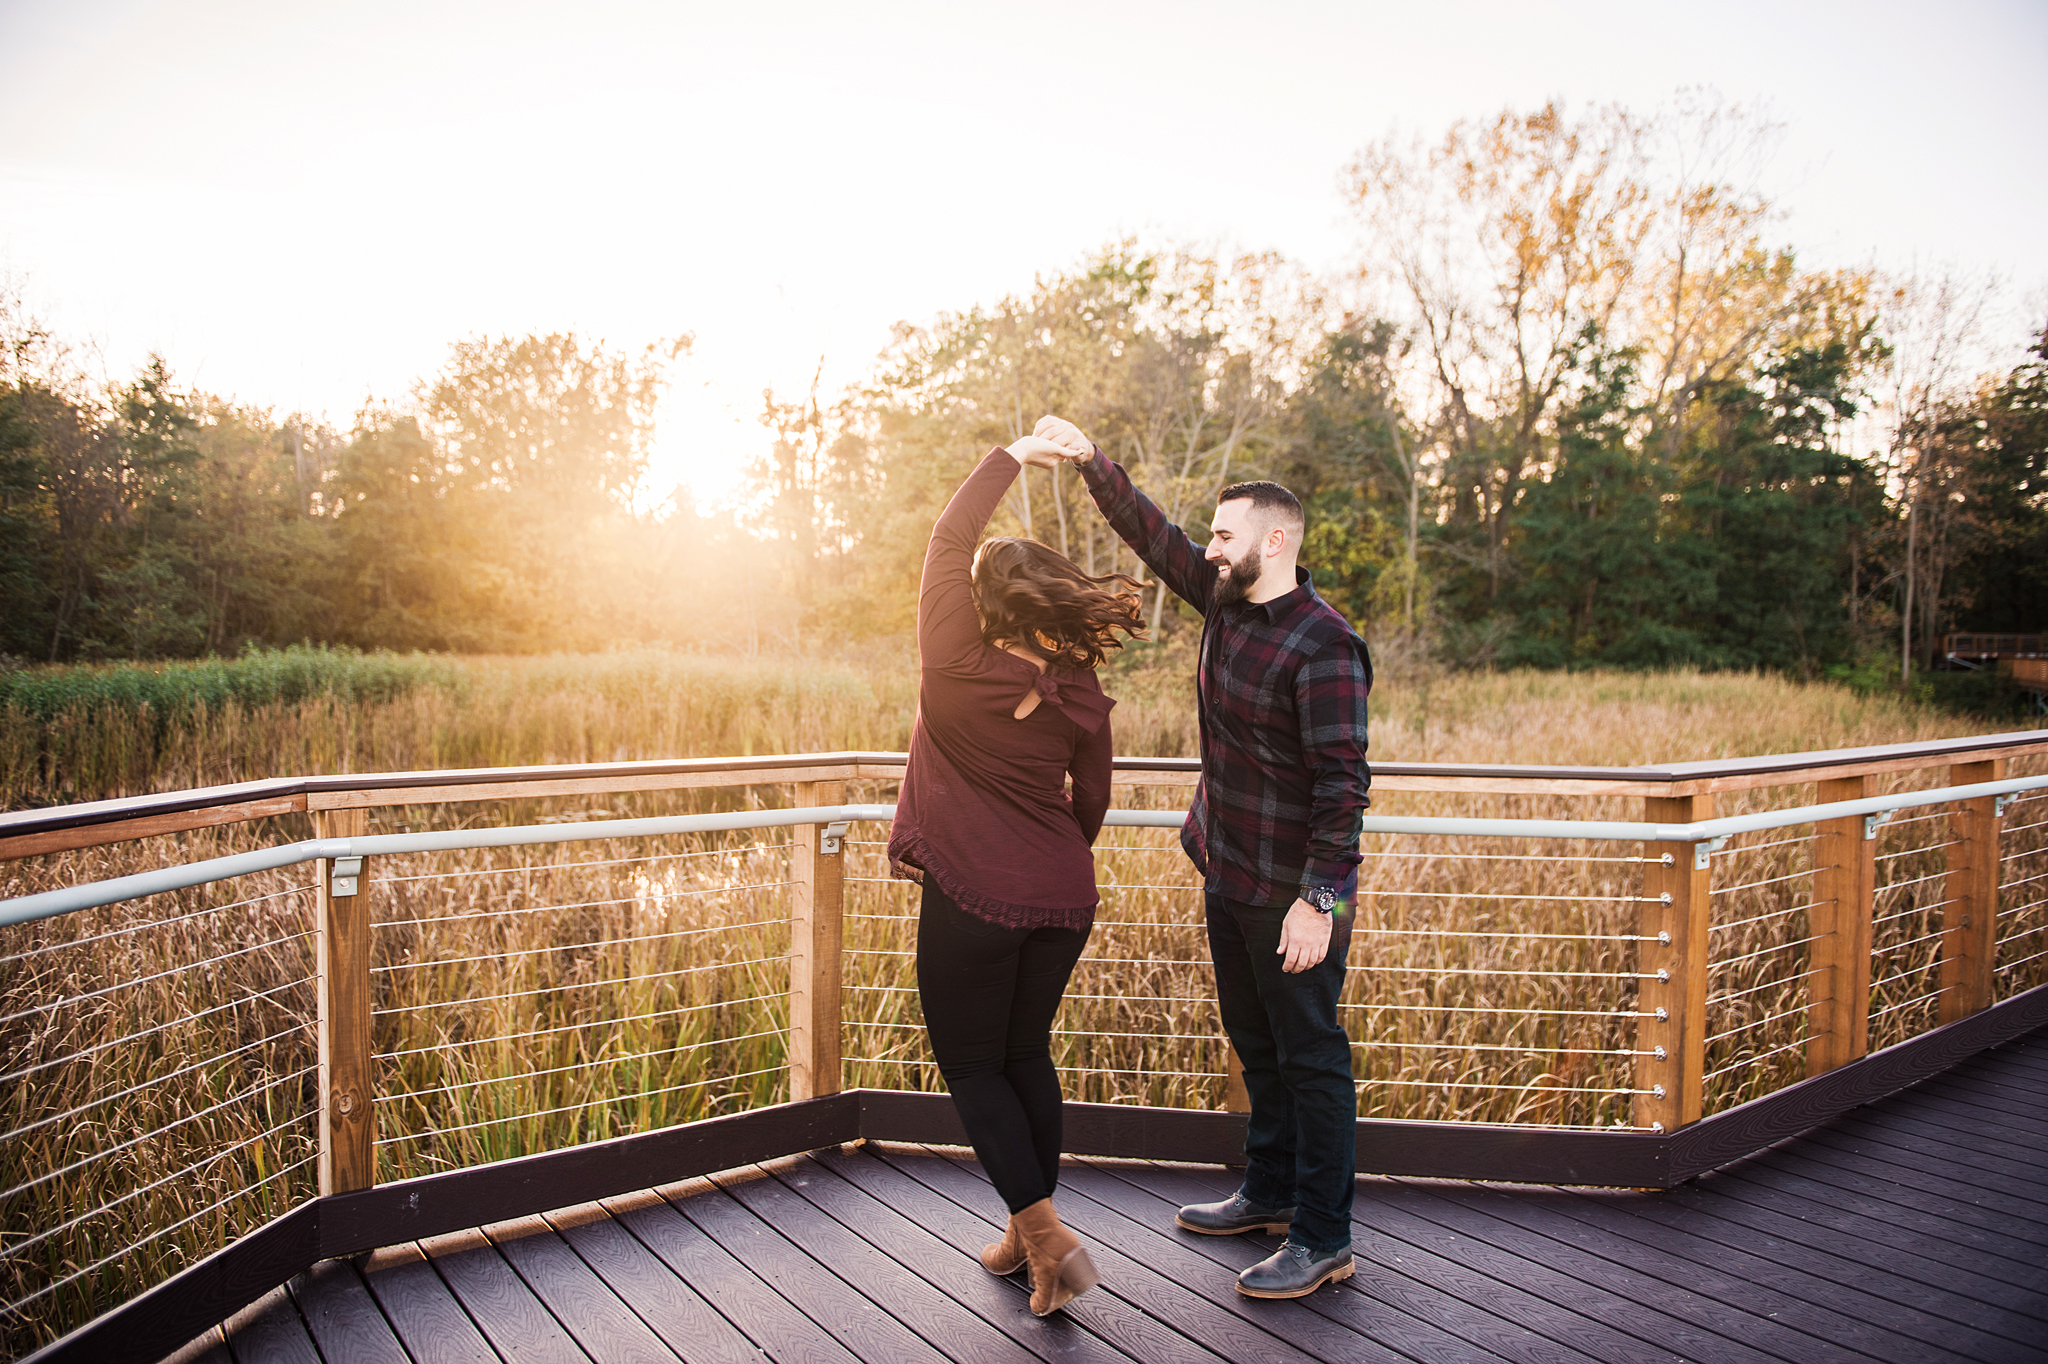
[1303, 885, 1339, 915]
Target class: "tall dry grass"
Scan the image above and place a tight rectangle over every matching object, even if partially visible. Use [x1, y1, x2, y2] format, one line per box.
[2, 653, 2044, 1357]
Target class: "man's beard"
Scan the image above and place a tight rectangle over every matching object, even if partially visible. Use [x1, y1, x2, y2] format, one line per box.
[1214, 547, 1263, 606]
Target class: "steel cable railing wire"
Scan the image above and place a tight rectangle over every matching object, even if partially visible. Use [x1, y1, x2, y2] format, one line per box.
[842, 831, 1656, 1127]
[371, 839, 795, 886]
[9, 761, 2048, 1356]
[1996, 785, 2048, 1000]
[367, 835, 798, 1184]
[1702, 835, 1819, 1113]
[372, 878, 794, 932]
[0, 881, 311, 968]
[0, 856, 319, 1359]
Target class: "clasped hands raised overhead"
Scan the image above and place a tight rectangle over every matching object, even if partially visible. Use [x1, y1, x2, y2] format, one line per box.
[1002, 415, 1094, 468]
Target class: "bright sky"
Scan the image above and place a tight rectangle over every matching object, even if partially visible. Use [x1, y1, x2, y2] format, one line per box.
[2, 0, 2043, 510]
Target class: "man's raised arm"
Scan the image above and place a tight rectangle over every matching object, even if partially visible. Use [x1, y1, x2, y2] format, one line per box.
[1034, 415, 1218, 615]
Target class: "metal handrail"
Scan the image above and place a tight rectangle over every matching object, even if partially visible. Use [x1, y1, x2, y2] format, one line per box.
[10, 730, 2048, 857]
[9, 776, 2047, 927]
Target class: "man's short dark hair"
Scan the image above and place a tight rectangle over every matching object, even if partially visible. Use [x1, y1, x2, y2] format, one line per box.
[1217, 479, 1304, 532]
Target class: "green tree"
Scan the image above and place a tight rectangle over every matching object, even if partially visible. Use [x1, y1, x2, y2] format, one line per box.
[1499, 342, 1686, 667]
[1673, 344, 1866, 673]
[1947, 325, 2048, 633]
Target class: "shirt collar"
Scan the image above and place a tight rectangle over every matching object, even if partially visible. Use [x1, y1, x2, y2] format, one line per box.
[1234, 565, 1316, 623]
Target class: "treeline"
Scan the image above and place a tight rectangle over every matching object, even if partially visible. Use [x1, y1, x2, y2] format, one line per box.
[2, 98, 2043, 680]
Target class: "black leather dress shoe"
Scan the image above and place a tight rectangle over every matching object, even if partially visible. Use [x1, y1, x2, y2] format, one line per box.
[1235, 1239, 1355, 1298]
[1173, 1190, 1296, 1236]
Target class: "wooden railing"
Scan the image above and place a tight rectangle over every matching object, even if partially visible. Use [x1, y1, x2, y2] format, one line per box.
[4, 732, 2048, 1364]
[1944, 632, 2045, 658]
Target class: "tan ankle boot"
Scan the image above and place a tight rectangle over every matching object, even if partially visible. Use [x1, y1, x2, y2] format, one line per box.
[1012, 1198, 1099, 1316]
[979, 1214, 1026, 1275]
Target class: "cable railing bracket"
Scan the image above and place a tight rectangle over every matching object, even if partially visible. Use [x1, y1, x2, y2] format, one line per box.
[328, 855, 363, 899]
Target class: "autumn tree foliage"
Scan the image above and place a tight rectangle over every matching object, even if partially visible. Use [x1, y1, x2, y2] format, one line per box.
[0, 95, 2040, 685]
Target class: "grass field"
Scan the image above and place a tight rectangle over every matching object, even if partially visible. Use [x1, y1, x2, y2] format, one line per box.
[2, 648, 2043, 1356]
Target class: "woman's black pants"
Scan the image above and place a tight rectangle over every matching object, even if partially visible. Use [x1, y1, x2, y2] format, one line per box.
[915, 879, 1091, 1214]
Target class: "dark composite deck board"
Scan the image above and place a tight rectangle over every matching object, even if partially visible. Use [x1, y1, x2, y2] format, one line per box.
[420, 1227, 591, 1364]
[222, 1285, 320, 1364]
[287, 1259, 410, 1364]
[1907, 1078, 2048, 1131]
[1027, 1158, 1418, 1364]
[667, 1173, 955, 1364]
[1640, 1178, 2048, 1344]
[1753, 1138, 2048, 1242]
[1982, 1052, 2048, 1090]
[162, 1330, 233, 1364]
[542, 1196, 770, 1364]
[1886, 1066, 2048, 1126]
[354, 1244, 502, 1364]
[815, 1144, 1212, 1364]
[1828, 1107, 2048, 1183]
[1689, 1175, 2048, 1326]
[1171, 1161, 1700, 1364]
[1874, 1089, 2048, 1151]
[1928, 1063, 2048, 1103]
[483, 1215, 684, 1363]
[873, 1144, 1272, 1364]
[160, 1330, 232, 1364]
[713, 1162, 1041, 1364]
[202, 1030, 2048, 1364]
[1924, 1052, 2048, 1099]
[1359, 1182, 1804, 1364]
[1064, 1157, 1549, 1364]
[1964, 1032, 2048, 1071]
[1410, 1180, 1927, 1364]
[1920, 1041, 2048, 1085]
[600, 1186, 861, 1364]
[780, 1150, 1144, 1364]
[1784, 1125, 2048, 1224]
[1717, 1158, 2048, 1274]
[1541, 1187, 1993, 1364]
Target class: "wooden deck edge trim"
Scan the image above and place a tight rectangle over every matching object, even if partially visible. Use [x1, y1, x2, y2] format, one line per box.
[854, 1089, 1256, 1166]
[10, 731, 2042, 856]
[1352, 1118, 1669, 1187]
[1667, 982, 2048, 1181]
[18, 1200, 321, 1364]
[854, 1089, 1670, 1187]
[315, 1092, 862, 1258]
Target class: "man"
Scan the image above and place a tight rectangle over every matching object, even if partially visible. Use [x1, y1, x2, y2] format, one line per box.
[1035, 414, 1371, 1300]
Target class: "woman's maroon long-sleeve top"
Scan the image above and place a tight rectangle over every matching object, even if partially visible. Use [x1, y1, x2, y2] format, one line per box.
[886, 449, 1115, 931]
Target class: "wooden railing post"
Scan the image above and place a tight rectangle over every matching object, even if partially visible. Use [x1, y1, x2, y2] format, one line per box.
[1637, 794, 1712, 1131]
[789, 780, 846, 1102]
[1940, 758, 2007, 1024]
[1808, 776, 1876, 1075]
[313, 807, 373, 1195]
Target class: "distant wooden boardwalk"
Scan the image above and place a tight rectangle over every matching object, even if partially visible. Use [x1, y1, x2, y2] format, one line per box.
[184, 1029, 2048, 1364]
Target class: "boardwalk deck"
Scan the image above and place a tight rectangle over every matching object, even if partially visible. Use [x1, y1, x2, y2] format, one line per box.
[179, 1029, 2048, 1364]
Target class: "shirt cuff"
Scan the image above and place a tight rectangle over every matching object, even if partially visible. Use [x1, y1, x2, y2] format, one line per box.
[1298, 867, 1358, 909]
[1077, 446, 1112, 487]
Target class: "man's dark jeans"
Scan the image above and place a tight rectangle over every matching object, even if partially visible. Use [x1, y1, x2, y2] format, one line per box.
[1206, 890, 1357, 1255]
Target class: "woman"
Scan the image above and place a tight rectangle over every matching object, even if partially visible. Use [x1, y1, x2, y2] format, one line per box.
[887, 435, 1144, 1317]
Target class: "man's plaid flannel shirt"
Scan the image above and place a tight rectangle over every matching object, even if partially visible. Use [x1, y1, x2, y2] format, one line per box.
[1078, 449, 1373, 913]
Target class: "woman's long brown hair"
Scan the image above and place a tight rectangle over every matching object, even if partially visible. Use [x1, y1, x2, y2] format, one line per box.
[971, 537, 1147, 669]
